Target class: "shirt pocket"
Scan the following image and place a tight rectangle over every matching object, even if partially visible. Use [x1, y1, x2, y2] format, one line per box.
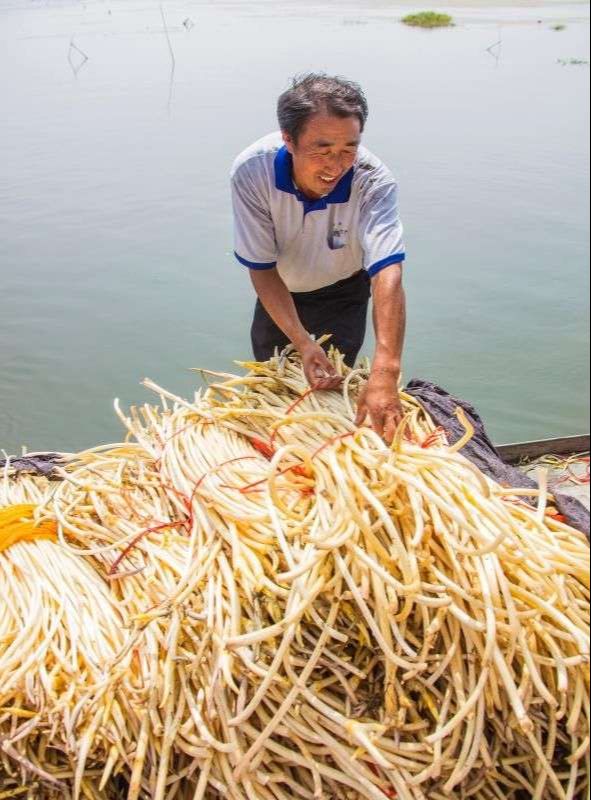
[327, 204, 349, 250]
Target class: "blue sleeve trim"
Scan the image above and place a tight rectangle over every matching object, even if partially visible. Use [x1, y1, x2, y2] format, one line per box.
[367, 253, 406, 278]
[234, 252, 277, 270]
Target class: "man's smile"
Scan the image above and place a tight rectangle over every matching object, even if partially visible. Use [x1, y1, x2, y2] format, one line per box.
[318, 173, 340, 187]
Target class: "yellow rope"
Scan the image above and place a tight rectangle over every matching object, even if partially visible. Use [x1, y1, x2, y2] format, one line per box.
[0, 504, 58, 553]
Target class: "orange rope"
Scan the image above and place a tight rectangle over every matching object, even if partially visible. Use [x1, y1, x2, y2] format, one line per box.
[0, 504, 58, 554]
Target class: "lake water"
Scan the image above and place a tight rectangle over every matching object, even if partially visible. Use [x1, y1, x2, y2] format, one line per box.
[0, 0, 589, 455]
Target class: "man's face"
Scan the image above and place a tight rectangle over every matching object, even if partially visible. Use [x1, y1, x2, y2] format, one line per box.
[283, 114, 362, 200]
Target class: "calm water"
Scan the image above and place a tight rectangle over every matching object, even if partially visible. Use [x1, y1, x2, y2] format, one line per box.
[0, 0, 589, 455]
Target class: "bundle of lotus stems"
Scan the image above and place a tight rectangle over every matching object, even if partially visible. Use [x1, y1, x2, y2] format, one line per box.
[0, 349, 589, 800]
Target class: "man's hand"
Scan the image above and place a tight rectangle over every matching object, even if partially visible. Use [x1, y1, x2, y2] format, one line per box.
[355, 368, 404, 444]
[249, 270, 342, 391]
[300, 340, 342, 391]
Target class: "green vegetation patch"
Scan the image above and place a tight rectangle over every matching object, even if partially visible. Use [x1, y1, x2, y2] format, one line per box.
[557, 58, 589, 66]
[402, 11, 454, 28]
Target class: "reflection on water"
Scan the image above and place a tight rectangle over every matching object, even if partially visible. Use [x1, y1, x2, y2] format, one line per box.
[0, 0, 589, 453]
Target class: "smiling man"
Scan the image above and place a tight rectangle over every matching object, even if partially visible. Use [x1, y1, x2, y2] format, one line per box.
[231, 74, 406, 442]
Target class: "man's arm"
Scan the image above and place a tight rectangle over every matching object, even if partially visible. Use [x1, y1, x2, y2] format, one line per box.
[355, 264, 406, 443]
[249, 269, 342, 390]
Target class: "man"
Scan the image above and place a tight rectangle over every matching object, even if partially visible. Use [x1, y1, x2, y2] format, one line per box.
[230, 74, 406, 444]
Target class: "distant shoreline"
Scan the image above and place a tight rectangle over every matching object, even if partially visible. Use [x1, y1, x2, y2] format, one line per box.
[0, 0, 589, 28]
[289, 0, 591, 28]
[229, 0, 591, 10]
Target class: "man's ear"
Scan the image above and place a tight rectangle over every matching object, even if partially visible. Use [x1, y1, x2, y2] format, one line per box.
[282, 131, 295, 155]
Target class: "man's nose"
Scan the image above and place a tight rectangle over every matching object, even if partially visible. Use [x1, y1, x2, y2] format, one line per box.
[325, 152, 344, 172]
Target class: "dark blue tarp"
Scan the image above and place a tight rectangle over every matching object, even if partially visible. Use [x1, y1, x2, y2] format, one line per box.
[405, 379, 590, 540]
[0, 453, 66, 480]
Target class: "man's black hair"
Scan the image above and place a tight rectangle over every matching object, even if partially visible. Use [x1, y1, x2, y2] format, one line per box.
[277, 73, 369, 143]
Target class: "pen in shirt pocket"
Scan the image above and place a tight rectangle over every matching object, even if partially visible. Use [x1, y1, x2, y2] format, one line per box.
[327, 204, 348, 250]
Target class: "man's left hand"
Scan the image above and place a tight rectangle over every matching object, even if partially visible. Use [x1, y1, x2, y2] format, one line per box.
[355, 369, 404, 444]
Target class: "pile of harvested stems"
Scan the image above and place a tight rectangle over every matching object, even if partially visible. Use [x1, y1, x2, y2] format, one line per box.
[1, 349, 589, 800]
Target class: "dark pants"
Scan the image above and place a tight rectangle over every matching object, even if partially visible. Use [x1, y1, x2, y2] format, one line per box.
[251, 270, 371, 367]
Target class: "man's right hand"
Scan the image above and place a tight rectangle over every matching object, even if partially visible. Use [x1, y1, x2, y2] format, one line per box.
[299, 340, 342, 391]
[247, 271, 342, 391]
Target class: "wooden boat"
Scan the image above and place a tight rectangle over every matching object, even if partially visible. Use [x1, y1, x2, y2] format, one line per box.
[496, 433, 590, 509]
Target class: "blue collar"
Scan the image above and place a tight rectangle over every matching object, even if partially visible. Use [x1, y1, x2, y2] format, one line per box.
[274, 145, 354, 215]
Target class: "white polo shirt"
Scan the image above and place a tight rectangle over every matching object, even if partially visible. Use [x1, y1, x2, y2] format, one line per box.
[230, 132, 405, 293]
